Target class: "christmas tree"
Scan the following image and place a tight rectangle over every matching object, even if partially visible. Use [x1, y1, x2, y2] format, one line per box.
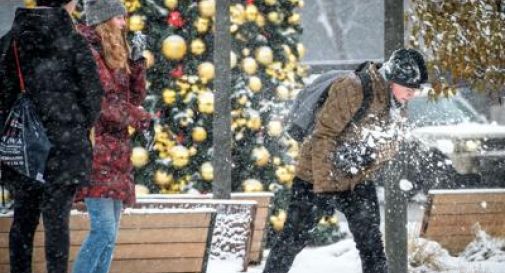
[125, 0, 217, 194]
[125, 0, 309, 198]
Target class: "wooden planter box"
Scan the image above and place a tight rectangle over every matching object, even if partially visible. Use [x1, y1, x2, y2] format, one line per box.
[420, 189, 505, 255]
[137, 192, 274, 265]
[0, 208, 216, 273]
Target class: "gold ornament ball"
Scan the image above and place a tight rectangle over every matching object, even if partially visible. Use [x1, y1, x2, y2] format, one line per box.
[267, 11, 282, 25]
[198, 91, 214, 114]
[142, 50, 155, 69]
[264, 0, 277, 6]
[135, 184, 150, 195]
[247, 115, 262, 131]
[162, 89, 177, 105]
[194, 17, 210, 33]
[278, 210, 287, 221]
[242, 179, 264, 192]
[267, 120, 283, 137]
[128, 15, 145, 32]
[230, 51, 238, 68]
[164, 0, 178, 9]
[270, 216, 285, 232]
[238, 95, 249, 105]
[288, 13, 301, 25]
[273, 157, 281, 165]
[192, 127, 208, 143]
[256, 14, 266, 27]
[131, 147, 149, 168]
[252, 146, 271, 167]
[242, 48, 251, 56]
[198, 0, 216, 18]
[230, 4, 246, 25]
[288, 53, 297, 63]
[276, 85, 290, 101]
[248, 76, 262, 93]
[230, 24, 239, 33]
[275, 167, 294, 184]
[162, 35, 187, 61]
[190, 39, 206, 56]
[242, 57, 258, 75]
[282, 44, 292, 56]
[170, 145, 190, 168]
[154, 170, 173, 186]
[255, 46, 274, 66]
[24, 0, 36, 8]
[296, 43, 306, 58]
[189, 146, 198, 156]
[236, 118, 247, 126]
[245, 4, 259, 22]
[200, 162, 214, 181]
[198, 62, 215, 81]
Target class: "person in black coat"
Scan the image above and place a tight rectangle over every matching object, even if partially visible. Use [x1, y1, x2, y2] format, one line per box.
[0, 0, 104, 272]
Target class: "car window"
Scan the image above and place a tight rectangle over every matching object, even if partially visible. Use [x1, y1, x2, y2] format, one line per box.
[407, 96, 484, 127]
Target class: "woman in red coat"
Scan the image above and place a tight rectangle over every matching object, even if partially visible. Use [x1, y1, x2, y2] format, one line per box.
[73, 0, 151, 272]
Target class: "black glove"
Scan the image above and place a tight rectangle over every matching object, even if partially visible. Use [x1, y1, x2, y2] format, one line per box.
[333, 142, 376, 176]
[130, 31, 147, 62]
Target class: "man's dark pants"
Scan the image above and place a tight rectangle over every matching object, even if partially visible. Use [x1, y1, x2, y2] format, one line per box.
[263, 177, 388, 273]
[5, 167, 77, 273]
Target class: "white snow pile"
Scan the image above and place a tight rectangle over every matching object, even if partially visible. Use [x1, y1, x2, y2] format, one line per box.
[409, 230, 505, 273]
[461, 228, 505, 263]
[409, 237, 459, 272]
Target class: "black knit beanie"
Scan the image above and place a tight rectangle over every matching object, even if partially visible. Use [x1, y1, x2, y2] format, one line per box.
[37, 0, 73, 7]
[384, 48, 428, 88]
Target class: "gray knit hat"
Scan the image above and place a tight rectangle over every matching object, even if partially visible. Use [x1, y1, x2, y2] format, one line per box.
[84, 0, 127, 26]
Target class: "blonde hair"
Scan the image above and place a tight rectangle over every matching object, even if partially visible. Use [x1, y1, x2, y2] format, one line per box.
[95, 19, 130, 73]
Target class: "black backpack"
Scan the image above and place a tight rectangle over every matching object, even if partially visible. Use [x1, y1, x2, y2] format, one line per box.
[286, 62, 374, 142]
[0, 31, 13, 133]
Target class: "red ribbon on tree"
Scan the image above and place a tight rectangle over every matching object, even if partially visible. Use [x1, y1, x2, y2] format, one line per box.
[167, 11, 185, 28]
[246, 0, 254, 5]
[170, 64, 184, 78]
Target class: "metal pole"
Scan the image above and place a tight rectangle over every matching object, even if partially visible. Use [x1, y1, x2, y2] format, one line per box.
[212, 0, 232, 199]
[384, 0, 408, 273]
[384, 0, 405, 57]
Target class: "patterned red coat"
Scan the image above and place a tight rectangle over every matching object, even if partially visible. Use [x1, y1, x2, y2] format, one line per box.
[75, 25, 151, 206]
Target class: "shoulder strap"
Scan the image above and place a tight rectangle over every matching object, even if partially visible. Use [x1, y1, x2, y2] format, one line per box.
[351, 62, 374, 123]
[12, 40, 26, 94]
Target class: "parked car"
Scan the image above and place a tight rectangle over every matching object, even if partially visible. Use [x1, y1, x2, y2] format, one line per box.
[377, 90, 505, 195]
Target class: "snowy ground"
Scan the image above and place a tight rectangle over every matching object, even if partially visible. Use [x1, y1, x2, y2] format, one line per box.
[208, 236, 505, 273]
[207, 190, 505, 273]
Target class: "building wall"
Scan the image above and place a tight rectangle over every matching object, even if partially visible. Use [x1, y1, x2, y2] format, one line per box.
[0, 0, 22, 37]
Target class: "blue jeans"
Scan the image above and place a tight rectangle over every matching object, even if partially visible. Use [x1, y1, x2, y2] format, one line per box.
[72, 198, 122, 273]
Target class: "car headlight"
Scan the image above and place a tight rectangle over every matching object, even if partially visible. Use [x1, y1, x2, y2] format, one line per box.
[462, 140, 481, 152]
[436, 139, 455, 154]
